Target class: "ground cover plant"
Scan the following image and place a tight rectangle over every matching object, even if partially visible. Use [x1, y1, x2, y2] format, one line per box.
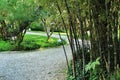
[23, 34, 66, 48]
[0, 40, 14, 51]
[0, 34, 67, 51]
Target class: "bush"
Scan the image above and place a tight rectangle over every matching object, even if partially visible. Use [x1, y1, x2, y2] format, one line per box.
[0, 40, 14, 51]
[30, 22, 44, 31]
[19, 41, 40, 50]
[55, 38, 67, 46]
[50, 27, 65, 32]
[39, 38, 67, 48]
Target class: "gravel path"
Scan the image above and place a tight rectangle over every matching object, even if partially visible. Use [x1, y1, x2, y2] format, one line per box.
[0, 45, 72, 80]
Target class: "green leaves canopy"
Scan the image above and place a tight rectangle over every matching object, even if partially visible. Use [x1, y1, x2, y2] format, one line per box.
[0, 0, 37, 21]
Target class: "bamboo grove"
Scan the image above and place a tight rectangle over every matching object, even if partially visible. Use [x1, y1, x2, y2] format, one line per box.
[54, 0, 120, 80]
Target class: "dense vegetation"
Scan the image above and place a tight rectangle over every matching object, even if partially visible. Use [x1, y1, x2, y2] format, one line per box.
[40, 0, 120, 80]
[0, 0, 66, 50]
[56, 0, 119, 80]
[0, 0, 38, 48]
[23, 34, 66, 48]
[0, 34, 66, 51]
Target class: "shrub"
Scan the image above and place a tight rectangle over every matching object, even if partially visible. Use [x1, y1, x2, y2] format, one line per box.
[0, 40, 14, 51]
[30, 22, 44, 31]
[19, 41, 40, 50]
[40, 38, 67, 47]
[54, 38, 67, 46]
[50, 27, 65, 32]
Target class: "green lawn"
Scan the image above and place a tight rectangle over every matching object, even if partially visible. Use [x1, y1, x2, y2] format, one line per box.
[23, 34, 66, 48]
[0, 34, 67, 51]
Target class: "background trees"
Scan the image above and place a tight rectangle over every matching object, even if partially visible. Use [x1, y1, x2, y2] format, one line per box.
[0, 0, 39, 48]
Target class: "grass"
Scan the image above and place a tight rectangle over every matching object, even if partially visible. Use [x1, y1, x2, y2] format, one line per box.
[0, 34, 67, 51]
[23, 34, 66, 48]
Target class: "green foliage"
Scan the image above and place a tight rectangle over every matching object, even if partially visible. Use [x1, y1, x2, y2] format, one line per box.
[66, 61, 75, 80]
[117, 70, 120, 79]
[85, 57, 100, 72]
[0, 40, 14, 51]
[110, 69, 120, 80]
[85, 57, 100, 80]
[0, 0, 36, 21]
[20, 41, 40, 50]
[0, 34, 67, 51]
[50, 27, 65, 32]
[66, 57, 100, 80]
[67, 76, 75, 80]
[30, 21, 44, 31]
[0, 0, 41, 46]
[24, 34, 67, 48]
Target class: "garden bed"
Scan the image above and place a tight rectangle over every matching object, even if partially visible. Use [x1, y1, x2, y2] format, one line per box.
[0, 34, 67, 51]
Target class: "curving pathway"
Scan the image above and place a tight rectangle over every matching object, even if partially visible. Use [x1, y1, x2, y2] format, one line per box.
[0, 32, 72, 80]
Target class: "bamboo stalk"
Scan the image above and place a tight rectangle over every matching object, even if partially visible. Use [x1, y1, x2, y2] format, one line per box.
[56, 0, 76, 78]
[105, 0, 110, 79]
[58, 31, 70, 70]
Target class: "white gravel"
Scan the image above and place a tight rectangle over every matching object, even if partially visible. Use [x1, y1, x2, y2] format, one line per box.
[0, 45, 72, 80]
